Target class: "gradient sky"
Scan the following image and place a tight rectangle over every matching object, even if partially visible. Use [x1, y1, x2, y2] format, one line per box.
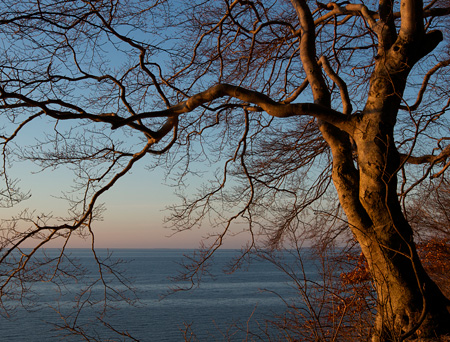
[0, 3, 263, 250]
[6, 146, 247, 249]
[1, 85, 250, 250]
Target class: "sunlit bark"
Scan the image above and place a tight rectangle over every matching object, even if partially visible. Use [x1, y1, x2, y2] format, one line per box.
[0, 0, 450, 339]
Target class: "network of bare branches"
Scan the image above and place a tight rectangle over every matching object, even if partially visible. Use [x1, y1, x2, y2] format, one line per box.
[1, 0, 450, 340]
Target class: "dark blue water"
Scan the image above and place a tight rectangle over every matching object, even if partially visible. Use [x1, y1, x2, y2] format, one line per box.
[0, 249, 320, 341]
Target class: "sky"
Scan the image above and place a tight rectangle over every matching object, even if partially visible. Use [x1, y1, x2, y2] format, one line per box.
[5, 156, 248, 249]
[0, 11, 251, 250]
[0, 112, 245, 249]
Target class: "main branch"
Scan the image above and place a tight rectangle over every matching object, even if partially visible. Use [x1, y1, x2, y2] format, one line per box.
[112, 84, 351, 132]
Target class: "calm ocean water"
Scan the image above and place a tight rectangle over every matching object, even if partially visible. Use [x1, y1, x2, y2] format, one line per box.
[0, 249, 321, 341]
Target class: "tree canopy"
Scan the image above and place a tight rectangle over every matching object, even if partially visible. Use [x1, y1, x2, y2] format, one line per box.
[1, 0, 450, 340]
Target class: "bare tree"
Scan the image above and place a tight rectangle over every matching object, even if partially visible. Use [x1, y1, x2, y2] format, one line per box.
[1, 0, 450, 340]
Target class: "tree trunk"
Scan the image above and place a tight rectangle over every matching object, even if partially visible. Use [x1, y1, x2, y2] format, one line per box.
[353, 126, 450, 340]
[359, 225, 450, 341]
[290, 0, 450, 338]
[341, 64, 450, 341]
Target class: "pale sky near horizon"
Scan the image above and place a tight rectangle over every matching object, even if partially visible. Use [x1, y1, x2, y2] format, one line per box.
[6, 148, 248, 250]
[1, 79, 251, 251]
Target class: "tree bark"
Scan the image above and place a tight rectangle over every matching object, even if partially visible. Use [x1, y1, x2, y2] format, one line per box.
[352, 112, 450, 341]
[344, 21, 450, 342]
[291, 0, 450, 339]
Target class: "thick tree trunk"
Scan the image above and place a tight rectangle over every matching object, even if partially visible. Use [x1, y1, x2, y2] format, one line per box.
[359, 224, 450, 341]
[330, 126, 450, 340]
[334, 17, 450, 338]
[342, 87, 449, 342]
[290, 0, 450, 338]
[353, 126, 450, 340]
[346, 88, 450, 340]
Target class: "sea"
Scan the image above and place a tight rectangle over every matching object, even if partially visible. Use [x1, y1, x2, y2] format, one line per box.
[0, 248, 323, 341]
